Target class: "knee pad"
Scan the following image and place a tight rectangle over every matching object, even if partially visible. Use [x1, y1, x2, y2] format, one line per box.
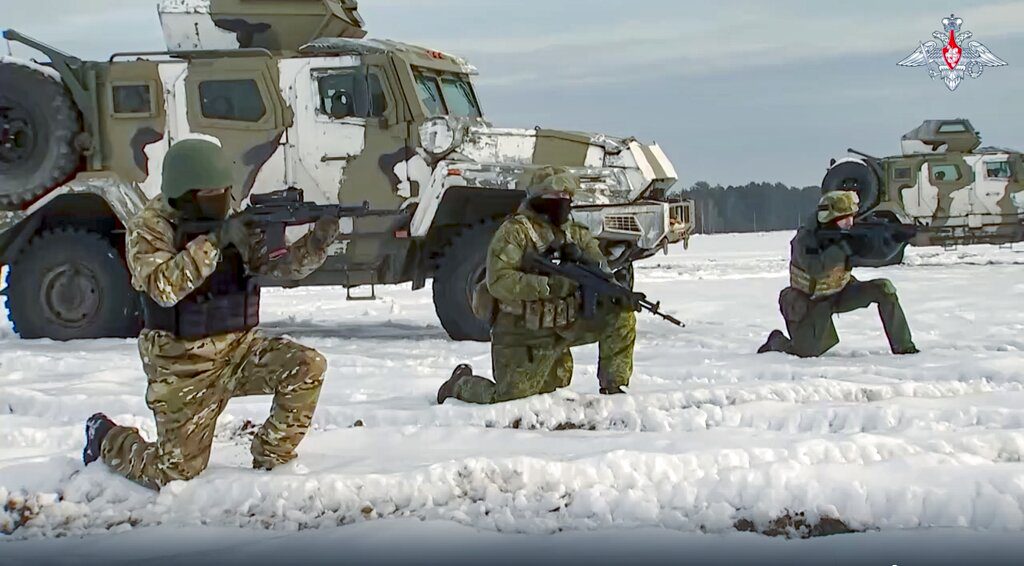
[875, 279, 897, 296]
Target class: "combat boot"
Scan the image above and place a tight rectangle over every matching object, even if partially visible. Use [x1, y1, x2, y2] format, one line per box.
[597, 367, 627, 395]
[83, 413, 116, 465]
[437, 364, 473, 405]
[758, 329, 790, 354]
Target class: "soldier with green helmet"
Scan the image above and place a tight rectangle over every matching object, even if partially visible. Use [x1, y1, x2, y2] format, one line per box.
[758, 190, 919, 357]
[436, 166, 637, 404]
[81, 139, 341, 489]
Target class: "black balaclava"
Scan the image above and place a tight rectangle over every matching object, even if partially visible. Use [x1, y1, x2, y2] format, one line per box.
[173, 190, 232, 220]
[529, 197, 572, 226]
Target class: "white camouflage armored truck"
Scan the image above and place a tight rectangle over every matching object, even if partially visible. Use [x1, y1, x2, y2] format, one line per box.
[0, 0, 693, 341]
[822, 119, 1023, 266]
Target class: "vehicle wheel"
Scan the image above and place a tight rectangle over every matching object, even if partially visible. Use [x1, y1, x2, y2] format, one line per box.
[6, 228, 142, 340]
[822, 160, 879, 213]
[0, 61, 83, 208]
[432, 221, 499, 342]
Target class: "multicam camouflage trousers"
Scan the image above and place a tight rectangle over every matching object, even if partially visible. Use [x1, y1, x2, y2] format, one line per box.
[452, 301, 636, 404]
[100, 329, 326, 489]
[768, 278, 916, 357]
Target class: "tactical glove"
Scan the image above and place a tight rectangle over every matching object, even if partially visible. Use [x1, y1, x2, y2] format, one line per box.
[309, 216, 341, 250]
[211, 216, 251, 250]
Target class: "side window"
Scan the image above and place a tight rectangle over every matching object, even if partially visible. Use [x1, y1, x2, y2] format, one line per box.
[316, 69, 388, 119]
[938, 122, 969, 133]
[930, 163, 962, 182]
[892, 167, 913, 182]
[414, 73, 446, 117]
[318, 71, 358, 119]
[368, 73, 387, 117]
[984, 161, 1012, 179]
[111, 84, 153, 116]
[198, 79, 266, 122]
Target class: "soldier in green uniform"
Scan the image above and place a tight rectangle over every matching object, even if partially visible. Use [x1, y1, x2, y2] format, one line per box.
[82, 139, 340, 489]
[758, 190, 918, 358]
[436, 167, 637, 405]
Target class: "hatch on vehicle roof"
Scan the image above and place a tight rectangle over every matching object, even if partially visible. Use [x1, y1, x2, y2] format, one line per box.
[159, 0, 366, 52]
[900, 119, 981, 155]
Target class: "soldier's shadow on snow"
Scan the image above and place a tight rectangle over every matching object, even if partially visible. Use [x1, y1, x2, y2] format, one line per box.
[262, 320, 451, 341]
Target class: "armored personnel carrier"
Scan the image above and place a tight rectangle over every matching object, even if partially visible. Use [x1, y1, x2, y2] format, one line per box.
[0, 0, 693, 341]
[822, 119, 1023, 265]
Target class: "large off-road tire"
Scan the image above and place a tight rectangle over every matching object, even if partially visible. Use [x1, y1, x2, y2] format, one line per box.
[432, 221, 500, 342]
[0, 62, 83, 208]
[822, 160, 879, 213]
[5, 228, 142, 340]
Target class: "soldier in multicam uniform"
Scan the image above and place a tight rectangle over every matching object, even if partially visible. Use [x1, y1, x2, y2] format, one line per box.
[81, 139, 340, 489]
[758, 190, 919, 358]
[436, 167, 637, 405]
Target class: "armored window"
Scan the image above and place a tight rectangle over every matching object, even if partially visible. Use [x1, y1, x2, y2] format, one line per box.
[438, 76, 481, 118]
[985, 161, 1012, 179]
[414, 73, 447, 117]
[111, 84, 153, 116]
[198, 79, 266, 122]
[316, 69, 387, 119]
[938, 122, 969, 133]
[892, 167, 913, 182]
[930, 163, 962, 182]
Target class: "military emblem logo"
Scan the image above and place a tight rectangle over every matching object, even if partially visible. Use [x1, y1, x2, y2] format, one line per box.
[898, 14, 1007, 91]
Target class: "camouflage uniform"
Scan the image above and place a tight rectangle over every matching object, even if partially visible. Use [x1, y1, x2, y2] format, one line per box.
[98, 143, 334, 489]
[760, 192, 917, 357]
[444, 169, 636, 404]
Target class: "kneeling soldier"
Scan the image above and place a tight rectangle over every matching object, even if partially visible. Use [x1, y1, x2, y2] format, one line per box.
[82, 139, 340, 489]
[758, 190, 918, 357]
[437, 167, 636, 404]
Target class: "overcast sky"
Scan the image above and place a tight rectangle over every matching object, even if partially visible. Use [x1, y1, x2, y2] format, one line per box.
[3, 0, 1022, 188]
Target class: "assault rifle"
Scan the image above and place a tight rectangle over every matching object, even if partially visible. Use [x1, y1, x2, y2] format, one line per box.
[815, 220, 918, 262]
[177, 188, 394, 258]
[521, 249, 685, 328]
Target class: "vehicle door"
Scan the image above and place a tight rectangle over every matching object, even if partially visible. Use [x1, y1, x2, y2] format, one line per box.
[971, 155, 1015, 222]
[181, 56, 288, 205]
[285, 56, 410, 209]
[920, 156, 973, 226]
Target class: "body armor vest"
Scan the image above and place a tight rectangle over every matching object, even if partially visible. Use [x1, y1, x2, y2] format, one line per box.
[143, 244, 260, 339]
[493, 215, 580, 330]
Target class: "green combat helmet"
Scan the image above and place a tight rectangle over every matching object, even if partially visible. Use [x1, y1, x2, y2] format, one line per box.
[160, 140, 234, 200]
[521, 166, 579, 199]
[817, 190, 860, 224]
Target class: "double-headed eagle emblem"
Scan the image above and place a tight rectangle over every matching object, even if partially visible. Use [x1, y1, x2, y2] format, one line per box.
[898, 14, 1007, 91]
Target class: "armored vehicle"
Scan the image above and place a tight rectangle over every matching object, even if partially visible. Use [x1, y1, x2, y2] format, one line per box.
[822, 119, 1023, 265]
[0, 0, 693, 341]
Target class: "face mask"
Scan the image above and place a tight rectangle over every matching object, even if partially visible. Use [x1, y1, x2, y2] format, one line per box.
[530, 197, 572, 226]
[174, 190, 232, 220]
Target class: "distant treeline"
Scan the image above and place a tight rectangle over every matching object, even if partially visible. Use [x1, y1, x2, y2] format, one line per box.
[676, 181, 822, 234]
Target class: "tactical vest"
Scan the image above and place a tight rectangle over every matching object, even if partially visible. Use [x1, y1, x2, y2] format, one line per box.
[143, 245, 260, 339]
[493, 215, 580, 330]
[789, 262, 851, 300]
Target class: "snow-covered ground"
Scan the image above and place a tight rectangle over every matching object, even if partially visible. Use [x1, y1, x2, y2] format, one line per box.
[2, 232, 1024, 563]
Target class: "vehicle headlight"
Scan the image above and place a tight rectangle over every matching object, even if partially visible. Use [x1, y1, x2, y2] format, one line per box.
[419, 117, 461, 156]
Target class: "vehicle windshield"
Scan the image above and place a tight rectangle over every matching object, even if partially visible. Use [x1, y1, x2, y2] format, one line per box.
[413, 68, 482, 118]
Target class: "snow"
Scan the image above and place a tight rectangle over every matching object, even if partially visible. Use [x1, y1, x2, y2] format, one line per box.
[158, 0, 211, 14]
[2, 232, 1024, 559]
[0, 55, 62, 82]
